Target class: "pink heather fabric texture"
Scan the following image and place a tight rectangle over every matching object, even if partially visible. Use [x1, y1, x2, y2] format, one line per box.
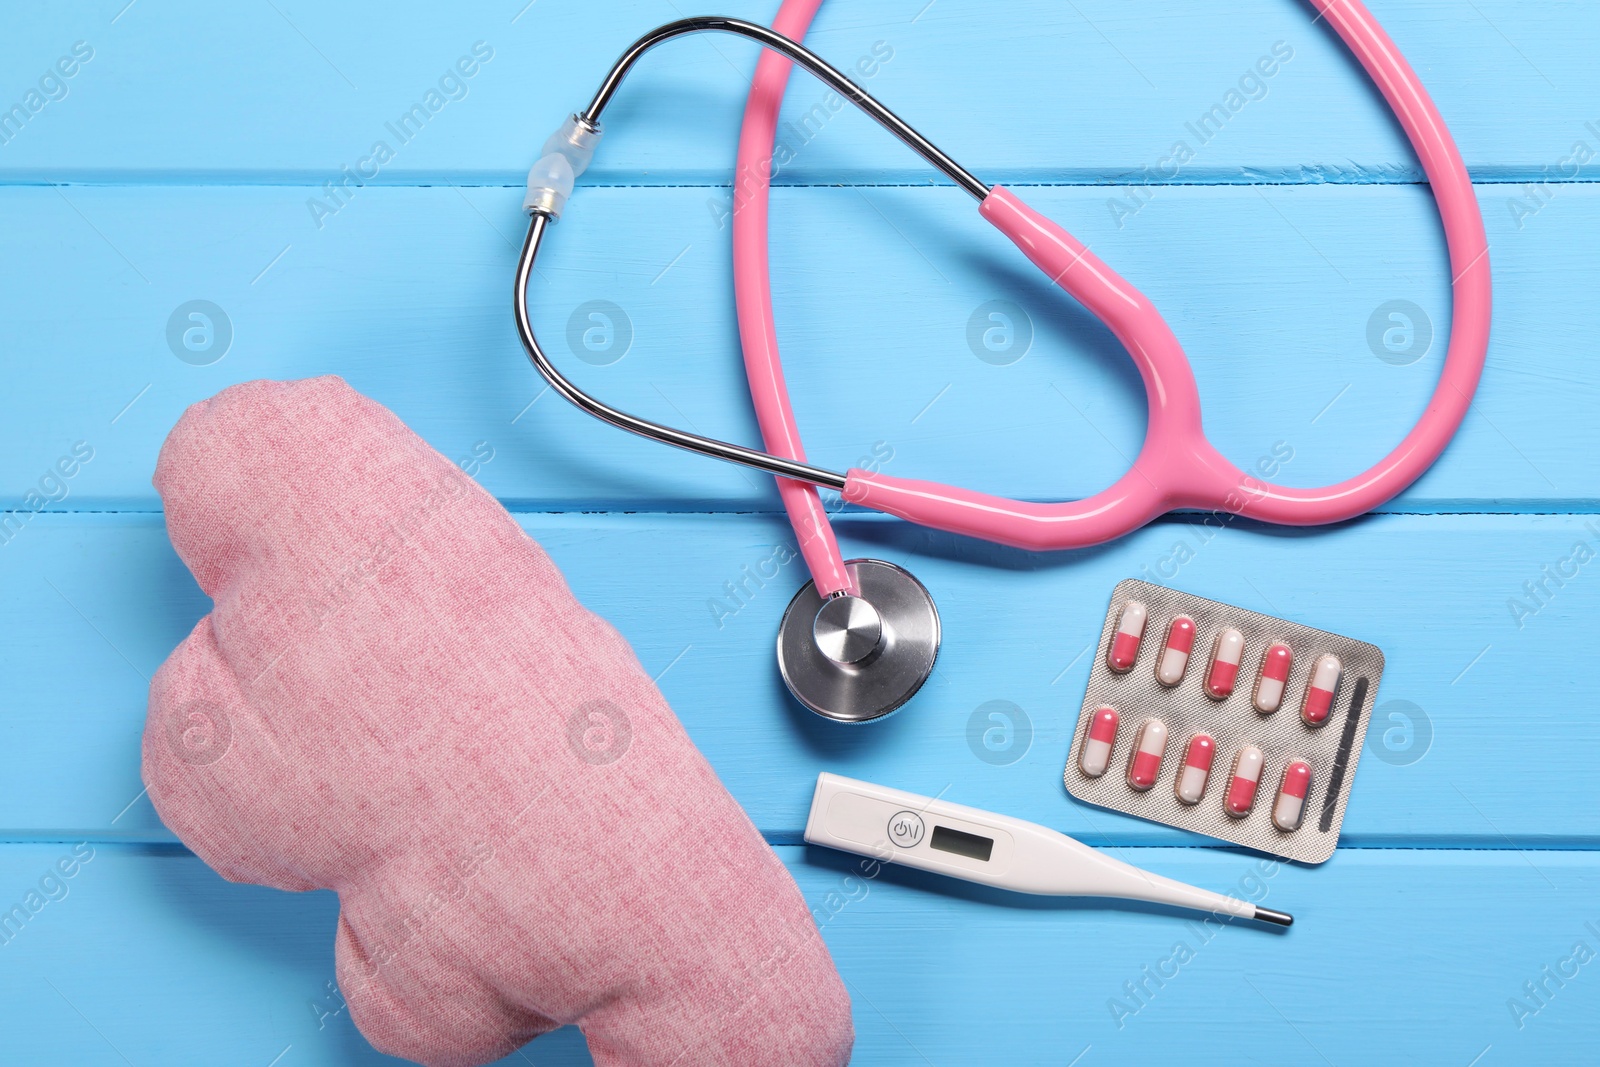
[142, 376, 853, 1067]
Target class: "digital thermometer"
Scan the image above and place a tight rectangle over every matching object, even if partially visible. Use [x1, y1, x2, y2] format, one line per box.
[803, 773, 1292, 926]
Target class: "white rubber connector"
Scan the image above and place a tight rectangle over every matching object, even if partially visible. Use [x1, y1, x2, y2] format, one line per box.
[523, 114, 602, 219]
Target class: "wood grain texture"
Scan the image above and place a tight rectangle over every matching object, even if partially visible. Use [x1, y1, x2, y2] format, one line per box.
[3, 511, 1596, 847]
[0, 1, 1595, 184]
[1, 0, 1594, 1062]
[0, 845, 1595, 1065]
[0, 183, 1593, 509]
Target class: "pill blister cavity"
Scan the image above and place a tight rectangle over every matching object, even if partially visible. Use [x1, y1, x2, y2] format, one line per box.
[1126, 719, 1168, 791]
[1080, 706, 1119, 778]
[1156, 615, 1195, 687]
[1225, 744, 1265, 817]
[1107, 601, 1147, 673]
[1273, 760, 1312, 832]
[1253, 641, 1293, 714]
[1204, 628, 1245, 699]
[1175, 733, 1215, 804]
[1300, 653, 1343, 727]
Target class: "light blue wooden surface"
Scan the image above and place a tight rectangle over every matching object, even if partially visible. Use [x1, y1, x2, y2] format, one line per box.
[3, 0, 1598, 1064]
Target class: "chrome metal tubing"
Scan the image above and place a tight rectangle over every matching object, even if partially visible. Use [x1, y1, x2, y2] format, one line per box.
[580, 16, 989, 202]
[515, 16, 992, 487]
[514, 214, 850, 490]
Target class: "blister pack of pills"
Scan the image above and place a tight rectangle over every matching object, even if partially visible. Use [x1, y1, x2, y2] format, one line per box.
[1063, 579, 1385, 863]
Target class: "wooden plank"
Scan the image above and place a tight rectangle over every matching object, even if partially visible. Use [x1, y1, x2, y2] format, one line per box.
[3, 2, 1592, 1064]
[0, 843, 1594, 1064]
[4, 511, 1596, 846]
[0, 182, 1591, 509]
[1, 1, 1595, 183]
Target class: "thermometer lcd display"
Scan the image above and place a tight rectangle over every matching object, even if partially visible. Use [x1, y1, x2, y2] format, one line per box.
[929, 825, 994, 862]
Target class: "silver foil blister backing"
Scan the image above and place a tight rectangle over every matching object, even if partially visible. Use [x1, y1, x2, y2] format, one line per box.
[1064, 579, 1385, 864]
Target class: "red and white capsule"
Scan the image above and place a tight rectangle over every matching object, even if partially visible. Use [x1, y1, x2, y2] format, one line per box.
[1253, 642, 1293, 714]
[1204, 628, 1246, 699]
[1224, 744, 1266, 817]
[1273, 760, 1313, 832]
[1125, 719, 1169, 791]
[1079, 706, 1119, 778]
[1155, 615, 1196, 687]
[1106, 600, 1148, 673]
[1175, 733, 1215, 805]
[1300, 653, 1343, 726]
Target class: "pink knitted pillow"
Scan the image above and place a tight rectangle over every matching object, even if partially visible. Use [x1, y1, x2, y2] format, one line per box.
[142, 376, 853, 1067]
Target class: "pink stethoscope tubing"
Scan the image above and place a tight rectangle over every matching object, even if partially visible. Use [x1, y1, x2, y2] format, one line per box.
[733, 0, 1491, 581]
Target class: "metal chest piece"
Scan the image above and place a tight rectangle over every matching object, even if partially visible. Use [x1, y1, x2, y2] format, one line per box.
[777, 559, 940, 723]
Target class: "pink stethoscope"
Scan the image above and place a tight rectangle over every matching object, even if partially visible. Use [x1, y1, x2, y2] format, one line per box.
[515, 0, 1490, 722]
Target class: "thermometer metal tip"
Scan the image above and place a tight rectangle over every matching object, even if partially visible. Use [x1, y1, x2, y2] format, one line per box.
[805, 773, 1294, 927]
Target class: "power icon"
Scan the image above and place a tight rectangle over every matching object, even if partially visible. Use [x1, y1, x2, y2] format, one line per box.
[887, 811, 925, 848]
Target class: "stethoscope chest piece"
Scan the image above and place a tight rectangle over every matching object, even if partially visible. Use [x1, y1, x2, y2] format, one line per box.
[777, 559, 939, 723]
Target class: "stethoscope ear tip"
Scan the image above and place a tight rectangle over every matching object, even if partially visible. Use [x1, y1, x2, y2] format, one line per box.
[777, 559, 940, 723]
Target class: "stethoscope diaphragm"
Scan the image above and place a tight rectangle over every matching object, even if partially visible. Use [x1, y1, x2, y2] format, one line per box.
[776, 559, 939, 723]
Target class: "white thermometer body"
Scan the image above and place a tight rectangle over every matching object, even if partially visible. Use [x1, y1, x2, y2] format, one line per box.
[803, 773, 1291, 926]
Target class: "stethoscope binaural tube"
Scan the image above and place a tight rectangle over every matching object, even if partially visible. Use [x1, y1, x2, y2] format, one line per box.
[733, 0, 1491, 553]
[518, 6, 1490, 548]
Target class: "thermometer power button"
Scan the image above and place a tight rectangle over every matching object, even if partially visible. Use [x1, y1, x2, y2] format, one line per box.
[887, 811, 925, 848]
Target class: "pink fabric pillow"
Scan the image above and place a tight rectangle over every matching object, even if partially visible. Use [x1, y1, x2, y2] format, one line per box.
[142, 376, 853, 1067]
